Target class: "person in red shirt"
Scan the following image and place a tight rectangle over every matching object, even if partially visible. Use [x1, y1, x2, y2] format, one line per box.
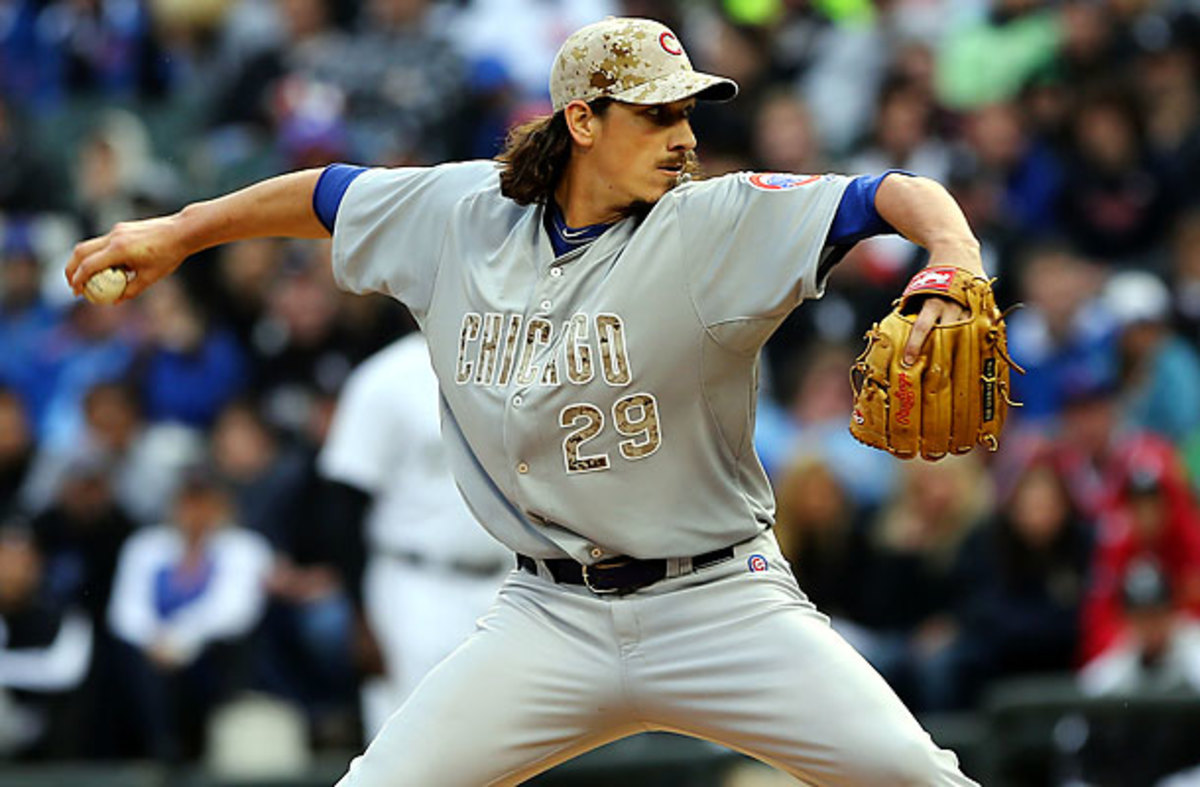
[1081, 452, 1200, 662]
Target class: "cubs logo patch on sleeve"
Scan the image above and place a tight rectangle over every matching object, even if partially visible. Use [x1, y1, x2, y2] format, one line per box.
[745, 173, 822, 191]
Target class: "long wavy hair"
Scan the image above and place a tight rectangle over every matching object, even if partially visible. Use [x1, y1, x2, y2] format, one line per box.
[497, 99, 612, 206]
[497, 98, 699, 208]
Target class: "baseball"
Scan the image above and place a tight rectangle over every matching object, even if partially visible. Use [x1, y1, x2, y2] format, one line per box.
[83, 267, 129, 305]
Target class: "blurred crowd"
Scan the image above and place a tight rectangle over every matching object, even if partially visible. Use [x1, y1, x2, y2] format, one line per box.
[2, 0, 1200, 778]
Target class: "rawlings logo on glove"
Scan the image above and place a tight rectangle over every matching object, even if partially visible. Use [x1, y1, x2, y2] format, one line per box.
[849, 266, 1023, 461]
[895, 372, 916, 426]
[904, 267, 955, 293]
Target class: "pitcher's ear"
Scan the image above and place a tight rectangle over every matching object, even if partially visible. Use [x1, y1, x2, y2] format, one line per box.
[563, 101, 599, 148]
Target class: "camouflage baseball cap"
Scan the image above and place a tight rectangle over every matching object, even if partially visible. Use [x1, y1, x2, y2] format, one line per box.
[550, 18, 738, 113]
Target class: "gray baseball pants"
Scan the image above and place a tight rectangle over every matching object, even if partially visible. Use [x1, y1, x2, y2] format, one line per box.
[336, 531, 978, 786]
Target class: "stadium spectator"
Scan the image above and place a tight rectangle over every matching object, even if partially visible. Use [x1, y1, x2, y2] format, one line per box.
[1104, 269, 1200, 442]
[72, 110, 179, 238]
[1054, 354, 1196, 531]
[1081, 559, 1200, 696]
[958, 100, 1063, 241]
[1132, 17, 1200, 208]
[138, 276, 248, 428]
[107, 467, 273, 761]
[27, 456, 135, 758]
[210, 398, 357, 740]
[950, 447, 1092, 705]
[750, 91, 825, 177]
[1081, 452, 1200, 663]
[211, 238, 284, 348]
[32, 0, 173, 106]
[211, 399, 306, 540]
[848, 75, 951, 183]
[29, 300, 140, 450]
[756, 341, 896, 507]
[1057, 86, 1177, 267]
[29, 453, 133, 622]
[1005, 243, 1115, 424]
[843, 76, 952, 284]
[1075, 560, 1200, 787]
[0, 228, 67, 429]
[772, 454, 873, 622]
[0, 524, 93, 759]
[203, 0, 354, 188]
[1054, 0, 1121, 88]
[23, 381, 204, 525]
[249, 245, 355, 434]
[684, 17, 775, 166]
[334, 0, 472, 163]
[837, 454, 991, 711]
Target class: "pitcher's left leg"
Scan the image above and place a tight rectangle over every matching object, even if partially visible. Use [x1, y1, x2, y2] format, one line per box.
[634, 559, 977, 786]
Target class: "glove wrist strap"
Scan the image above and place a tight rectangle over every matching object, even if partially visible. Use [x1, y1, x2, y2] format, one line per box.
[900, 265, 980, 312]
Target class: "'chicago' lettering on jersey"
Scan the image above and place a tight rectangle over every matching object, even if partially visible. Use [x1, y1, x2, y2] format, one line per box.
[456, 312, 635, 389]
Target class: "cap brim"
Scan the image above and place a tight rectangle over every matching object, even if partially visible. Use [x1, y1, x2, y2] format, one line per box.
[610, 71, 738, 107]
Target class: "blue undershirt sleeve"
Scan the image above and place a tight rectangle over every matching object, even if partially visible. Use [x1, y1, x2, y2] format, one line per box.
[313, 164, 369, 233]
[825, 169, 912, 247]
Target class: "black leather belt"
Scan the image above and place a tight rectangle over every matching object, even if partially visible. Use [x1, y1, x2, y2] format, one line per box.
[516, 546, 735, 595]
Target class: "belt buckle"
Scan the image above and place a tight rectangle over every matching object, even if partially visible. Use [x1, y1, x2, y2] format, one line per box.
[581, 559, 629, 595]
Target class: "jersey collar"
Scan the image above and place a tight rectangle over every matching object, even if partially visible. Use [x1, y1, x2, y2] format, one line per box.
[532, 203, 637, 275]
[544, 200, 614, 258]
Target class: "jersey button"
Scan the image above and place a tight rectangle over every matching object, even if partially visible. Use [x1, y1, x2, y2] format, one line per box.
[550, 268, 563, 278]
[512, 395, 523, 407]
[589, 547, 603, 559]
[539, 299, 552, 311]
[517, 462, 529, 474]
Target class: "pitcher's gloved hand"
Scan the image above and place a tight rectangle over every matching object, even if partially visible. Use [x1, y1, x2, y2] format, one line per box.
[849, 266, 1023, 461]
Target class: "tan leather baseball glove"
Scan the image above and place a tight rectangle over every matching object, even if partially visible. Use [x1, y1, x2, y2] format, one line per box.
[849, 266, 1022, 461]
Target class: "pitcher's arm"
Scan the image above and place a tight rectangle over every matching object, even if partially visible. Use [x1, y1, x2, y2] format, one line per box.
[873, 173, 986, 364]
[66, 169, 327, 302]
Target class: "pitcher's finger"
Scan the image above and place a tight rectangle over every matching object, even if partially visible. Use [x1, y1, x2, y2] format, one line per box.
[903, 305, 939, 366]
[70, 246, 125, 293]
[120, 273, 148, 301]
[66, 236, 108, 287]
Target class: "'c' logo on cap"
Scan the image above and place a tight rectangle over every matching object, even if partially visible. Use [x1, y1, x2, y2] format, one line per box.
[659, 32, 683, 56]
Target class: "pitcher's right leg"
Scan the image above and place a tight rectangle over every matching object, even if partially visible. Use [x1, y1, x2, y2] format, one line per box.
[336, 569, 639, 787]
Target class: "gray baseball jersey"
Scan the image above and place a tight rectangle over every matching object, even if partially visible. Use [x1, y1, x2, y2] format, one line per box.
[332, 161, 850, 563]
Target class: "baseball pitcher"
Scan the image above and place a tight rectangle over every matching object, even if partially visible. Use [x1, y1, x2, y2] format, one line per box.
[67, 17, 993, 786]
